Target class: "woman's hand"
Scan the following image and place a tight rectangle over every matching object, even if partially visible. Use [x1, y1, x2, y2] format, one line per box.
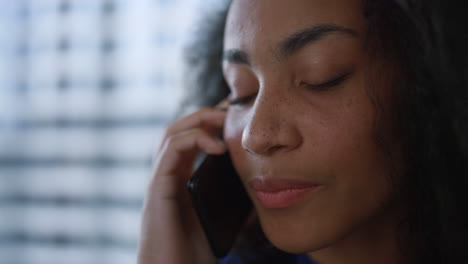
[137, 106, 227, 264]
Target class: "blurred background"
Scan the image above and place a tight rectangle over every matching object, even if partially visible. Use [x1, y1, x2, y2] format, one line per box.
[0, 0, 222, 263]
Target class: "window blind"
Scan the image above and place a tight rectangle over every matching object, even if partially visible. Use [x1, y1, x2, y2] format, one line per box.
[0, 0, 214, 263]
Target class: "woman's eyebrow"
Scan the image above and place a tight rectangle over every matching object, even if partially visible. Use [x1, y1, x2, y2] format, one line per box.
[279, 23, 358, 58]
[222, 24, 357, 66]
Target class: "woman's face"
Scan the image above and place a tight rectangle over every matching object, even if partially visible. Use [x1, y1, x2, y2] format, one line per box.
[223, 0, 399, 254]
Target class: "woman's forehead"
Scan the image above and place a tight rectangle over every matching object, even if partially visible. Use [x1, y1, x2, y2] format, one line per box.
[224, 0, 367, 51]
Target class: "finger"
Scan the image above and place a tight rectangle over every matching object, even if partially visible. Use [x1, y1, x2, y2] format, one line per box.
[214, 98, 230, 111]
[154, 128, 227, 184]
[165, 108, 226, 138]
[170, 129, 226, 155]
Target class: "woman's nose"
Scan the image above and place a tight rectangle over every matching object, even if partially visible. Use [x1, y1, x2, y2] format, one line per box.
[241, 92, 302, 156]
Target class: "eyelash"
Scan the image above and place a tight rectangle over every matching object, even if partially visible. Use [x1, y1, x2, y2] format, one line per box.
[229, 72, 351, 106]
[230, 94, 256, 106]
[303, 72, 351, 91]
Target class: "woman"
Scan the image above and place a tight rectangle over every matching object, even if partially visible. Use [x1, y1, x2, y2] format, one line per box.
[138, 0, 468, 263]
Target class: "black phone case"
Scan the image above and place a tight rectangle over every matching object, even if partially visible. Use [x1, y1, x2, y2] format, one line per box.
[187, 153, 253, 258]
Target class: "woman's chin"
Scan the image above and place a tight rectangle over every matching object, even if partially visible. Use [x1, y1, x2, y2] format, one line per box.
[265, 230, 329, 254]
[258, 216, 335, 254]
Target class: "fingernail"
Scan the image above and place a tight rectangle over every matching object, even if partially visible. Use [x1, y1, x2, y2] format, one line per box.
[215, 99, 230, 112]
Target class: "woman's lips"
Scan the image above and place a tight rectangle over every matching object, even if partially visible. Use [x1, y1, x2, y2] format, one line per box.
[249, 178, 321, 209]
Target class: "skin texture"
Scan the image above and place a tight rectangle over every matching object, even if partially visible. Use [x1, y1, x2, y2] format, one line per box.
[138, 0, 407, 263]
[223, 0, 406, 263]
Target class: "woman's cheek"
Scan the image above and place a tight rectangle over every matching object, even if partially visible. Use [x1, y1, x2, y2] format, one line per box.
[223, 109, 246, 147]
[224, 110, 249, 177]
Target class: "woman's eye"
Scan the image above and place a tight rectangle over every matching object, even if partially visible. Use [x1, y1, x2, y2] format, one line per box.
[303, 72, 352, 91]
[229, 94, 256, 106]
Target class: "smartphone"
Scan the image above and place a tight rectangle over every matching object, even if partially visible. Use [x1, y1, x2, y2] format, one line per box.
[187, 153, 253, 258]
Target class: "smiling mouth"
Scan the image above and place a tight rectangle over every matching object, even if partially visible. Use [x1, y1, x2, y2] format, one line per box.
[249, 178, 322, 209]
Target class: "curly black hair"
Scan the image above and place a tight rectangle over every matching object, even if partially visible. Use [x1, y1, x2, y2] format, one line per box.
[368, 1, 468, 263]
[181, 1, 468, 263]
[178, 3, 231, 115]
